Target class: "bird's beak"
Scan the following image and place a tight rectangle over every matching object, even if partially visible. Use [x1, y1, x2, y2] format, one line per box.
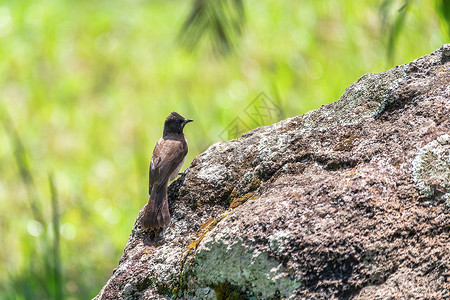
[184, 119, 194, 124]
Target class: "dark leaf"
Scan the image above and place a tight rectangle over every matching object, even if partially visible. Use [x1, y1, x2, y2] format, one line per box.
[178, 0, 246, 56]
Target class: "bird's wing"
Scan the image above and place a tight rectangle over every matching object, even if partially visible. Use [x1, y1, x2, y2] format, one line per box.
[149, 137, 187, 193]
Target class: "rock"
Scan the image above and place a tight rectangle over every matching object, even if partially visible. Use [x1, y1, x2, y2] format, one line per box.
[94, 44, 450, 300]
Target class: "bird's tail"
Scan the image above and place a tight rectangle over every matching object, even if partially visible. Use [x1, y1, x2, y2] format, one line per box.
[142, 184, 170, 230]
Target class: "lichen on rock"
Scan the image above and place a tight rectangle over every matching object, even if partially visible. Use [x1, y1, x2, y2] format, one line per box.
[187, 233, 301, 299]
[412, 134, 450, 204]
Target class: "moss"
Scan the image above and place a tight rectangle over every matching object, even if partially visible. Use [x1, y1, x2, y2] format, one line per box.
[156, 282, 173, 296]
[248, 176, 262, 192]
[187, 218, 219, 250]
[228, 188, 240, 201]
[211, 281, 247, 300]
[229, 193, 260, 209]
[135, 278, 152, 292]
[200, 218, 216, 230]
[324, 159, 357, 171]
[333, 134, 357, 151]
[186, 209, 236, 253]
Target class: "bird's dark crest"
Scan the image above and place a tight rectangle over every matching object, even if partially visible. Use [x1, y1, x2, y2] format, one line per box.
[167, 112, 185, 121]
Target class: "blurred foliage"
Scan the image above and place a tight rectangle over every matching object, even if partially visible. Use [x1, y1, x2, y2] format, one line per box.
[435, 0, 450, 38]
[179, 0, 450, 62]
[379, 0, 450, 64]
[179, 0, 245, 55]
[380, 0, 413, 64]
[0, 0, 446, 299]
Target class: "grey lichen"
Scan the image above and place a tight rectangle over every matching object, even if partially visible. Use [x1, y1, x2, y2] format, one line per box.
[121, 282, 135, 298]
[187, 234, 301, 299]
[243, 171, 255, 184]
[192, 287, 216, 300]
[257, 132, 292, 161]
[412, 135, 450, 205]
[268, 230, 291, 253]
[442, 44, 450, 57]
[197, 164, 230, 183]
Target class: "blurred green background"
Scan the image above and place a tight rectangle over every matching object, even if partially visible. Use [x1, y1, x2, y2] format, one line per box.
[0, 0, 447, 299]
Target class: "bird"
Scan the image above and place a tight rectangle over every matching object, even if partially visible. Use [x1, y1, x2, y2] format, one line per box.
[141, 112, 193, 230]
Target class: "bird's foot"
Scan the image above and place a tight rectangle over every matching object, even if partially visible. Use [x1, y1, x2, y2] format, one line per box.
[178, 168, 189, 176]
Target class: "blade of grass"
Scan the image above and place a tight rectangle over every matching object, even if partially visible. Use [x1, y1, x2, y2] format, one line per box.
[49, 173, 63, 300]
[1, 109, 46, 226]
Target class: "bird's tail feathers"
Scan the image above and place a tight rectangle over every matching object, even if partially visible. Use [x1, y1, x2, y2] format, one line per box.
[142, 185, 170, 230]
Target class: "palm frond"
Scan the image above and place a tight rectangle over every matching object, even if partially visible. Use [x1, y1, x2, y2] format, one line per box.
[179, 0, 246, 56]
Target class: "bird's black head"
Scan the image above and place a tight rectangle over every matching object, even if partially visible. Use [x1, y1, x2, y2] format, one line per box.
[163, 112, 193, 135]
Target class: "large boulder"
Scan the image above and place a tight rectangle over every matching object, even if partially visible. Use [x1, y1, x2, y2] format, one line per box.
[95, 44, 450, 299]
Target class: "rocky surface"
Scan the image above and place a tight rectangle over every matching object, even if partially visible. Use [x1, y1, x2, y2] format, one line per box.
[95, 45, 450, 299]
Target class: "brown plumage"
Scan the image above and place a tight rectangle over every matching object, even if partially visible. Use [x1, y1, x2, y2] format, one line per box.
[142, 112, 193, 230]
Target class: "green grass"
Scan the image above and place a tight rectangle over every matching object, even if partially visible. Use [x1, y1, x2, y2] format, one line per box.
[0, 0, 446, 298]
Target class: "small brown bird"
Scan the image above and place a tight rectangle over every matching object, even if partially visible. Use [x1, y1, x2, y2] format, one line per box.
[142, 112, 193, 230]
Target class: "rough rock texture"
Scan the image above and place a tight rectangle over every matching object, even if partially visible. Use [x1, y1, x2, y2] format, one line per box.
[95, 45, 450, 300]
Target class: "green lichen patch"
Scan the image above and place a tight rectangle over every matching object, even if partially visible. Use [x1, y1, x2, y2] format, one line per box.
[190, 238, 301, 299]
[412, 134, 450, 205]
